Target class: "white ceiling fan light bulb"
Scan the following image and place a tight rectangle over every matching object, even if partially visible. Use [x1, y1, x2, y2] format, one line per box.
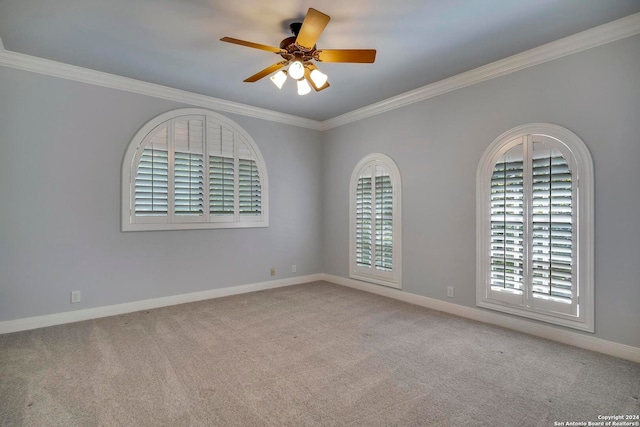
[310, 69, 328, 88]
[288, 60, 305, 80]
[297, 78, 311, 96]
[270, 70, 287, 89]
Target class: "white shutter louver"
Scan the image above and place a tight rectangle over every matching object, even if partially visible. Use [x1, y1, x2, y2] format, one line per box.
[134, 126, 168, 217]
[490, 147, 524, 293]
[174, 151, 204, 216]
[238, 143, 261, 216]
[209, 125, 235, 216]
[531, 144, 573, 304]
[375, 169, 393, 271]
[356, 176, 372, 267]
[174, 119, 204, 217]
[209, 155, 234, 215]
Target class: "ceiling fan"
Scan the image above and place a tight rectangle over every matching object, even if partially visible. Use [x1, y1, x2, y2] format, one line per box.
[220, 8, 376, 95]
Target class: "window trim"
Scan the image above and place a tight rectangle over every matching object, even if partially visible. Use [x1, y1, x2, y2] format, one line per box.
[476, 123, 594, 332]
[121, 108, 268, 231]
[349, 153, 402, 289]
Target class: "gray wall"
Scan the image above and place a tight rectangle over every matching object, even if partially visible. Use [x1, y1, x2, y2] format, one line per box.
[0, 67, 323, 321]
[1, 35, 639, 349]
[322, 35, 640, 348]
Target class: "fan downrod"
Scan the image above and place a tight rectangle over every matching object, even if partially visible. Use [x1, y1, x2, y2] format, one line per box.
[289, 22, 302, 36]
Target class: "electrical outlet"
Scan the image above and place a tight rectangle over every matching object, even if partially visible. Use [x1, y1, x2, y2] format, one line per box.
[447, 286, 454, 298]
[292, 265, 297, 273]
[71, 291, 81, 304]
[270, 267, 276, 276]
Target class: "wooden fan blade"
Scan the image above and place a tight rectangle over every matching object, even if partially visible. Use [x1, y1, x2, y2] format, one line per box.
[295, 8, 330, 49]
[244, 62, 286, 82]
[220, 37, 283, 53]
[305, 65, 330, 92]
[317, 49, 376, 63]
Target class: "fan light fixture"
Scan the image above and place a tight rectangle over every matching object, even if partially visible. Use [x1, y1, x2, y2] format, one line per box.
[269, 62, 328, 95]
[221, 8, 376, 96]
[288, 60, 305, 80]
[297, 78, 312, 95]
[310, 69, 328, 88]
[270, 70, 287, 89]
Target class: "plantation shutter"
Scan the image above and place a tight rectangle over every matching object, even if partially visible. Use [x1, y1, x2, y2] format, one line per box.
[209, 124, 235, 217]
[488, 136, 575, 311]
[530, 142, 573, 305]
[134, 126, 169, 217]
[350, 154, 401, 288]
[174, 119, 204, 217]
[355, 164, 393, 271]
[127, 110, 267, 229]
[375, 168, 393, 271]
[478, 124, 592, 330]
[238, 141, 261, 216]
[356, 175, 372, 267]
[490, 145, 525, 294]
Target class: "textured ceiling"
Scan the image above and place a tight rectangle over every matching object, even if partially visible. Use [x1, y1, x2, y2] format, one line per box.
[1, 0, 639, 121]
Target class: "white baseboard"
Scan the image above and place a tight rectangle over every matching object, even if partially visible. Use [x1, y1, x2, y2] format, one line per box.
[322, 274, 640, 364]
[3, 273, 638, 364]
[0, 274, 323, 334]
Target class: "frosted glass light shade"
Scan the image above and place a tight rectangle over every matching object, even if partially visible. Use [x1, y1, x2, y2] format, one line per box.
[288, 60, 305, 80]
[270, 70, 287, 89]
[297, 78, 311, 95]
[310, 69, 328, 88]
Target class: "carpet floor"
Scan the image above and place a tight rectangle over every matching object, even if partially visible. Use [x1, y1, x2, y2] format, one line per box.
[1, 281, 639, 426]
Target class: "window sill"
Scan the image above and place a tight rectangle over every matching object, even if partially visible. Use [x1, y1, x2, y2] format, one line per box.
[477, 299, 594, 333]
[122, 220, 268, 232]
[350, 273, 401, 290]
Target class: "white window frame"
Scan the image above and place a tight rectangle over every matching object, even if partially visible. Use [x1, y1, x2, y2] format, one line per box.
[121, 108, 268, 231]
[476, 123, 594, 332]
[349, 153, 402, 289]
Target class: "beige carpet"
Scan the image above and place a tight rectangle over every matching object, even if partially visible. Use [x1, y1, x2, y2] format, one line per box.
[1, 281, 639, 426]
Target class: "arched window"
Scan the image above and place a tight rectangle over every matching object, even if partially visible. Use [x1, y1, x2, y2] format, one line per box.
[476, 124, 593, 331]
[350, 153, 402, 288]
[122, 108, 268, 231]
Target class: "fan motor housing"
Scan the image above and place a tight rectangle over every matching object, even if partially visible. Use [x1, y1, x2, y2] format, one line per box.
[279, 35, 316, 62]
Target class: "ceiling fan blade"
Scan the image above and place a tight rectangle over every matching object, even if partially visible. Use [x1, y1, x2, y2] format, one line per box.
[244, 62, 286, 82]
[317, 49, 376, 63]
[220, 37, 283, 53]
[295, 8, 330, 49]
[305, 65, 330, 92]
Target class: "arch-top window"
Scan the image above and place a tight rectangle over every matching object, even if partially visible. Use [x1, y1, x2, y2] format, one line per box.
[122, 108, 268, 231]
[349, 153, 402, 289]
[476, 124, 593, 331]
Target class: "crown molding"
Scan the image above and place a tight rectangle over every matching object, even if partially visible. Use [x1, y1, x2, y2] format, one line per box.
[1, 13, 638, 131]
[0, 46, 323, 131]
[321, 12, 640, 130]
